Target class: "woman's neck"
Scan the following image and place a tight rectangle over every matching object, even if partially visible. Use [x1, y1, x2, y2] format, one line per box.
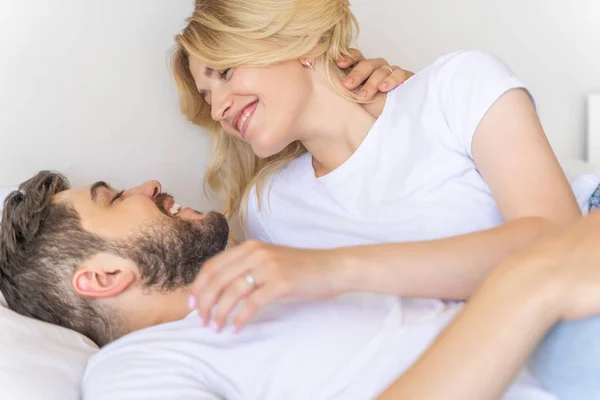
[298, 69, 386, 177]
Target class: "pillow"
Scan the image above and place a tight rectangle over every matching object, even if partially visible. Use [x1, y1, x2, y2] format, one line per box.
[0, 307, 98, 400]
[0, 187, 98, 400]
[0, 187, 15, 307]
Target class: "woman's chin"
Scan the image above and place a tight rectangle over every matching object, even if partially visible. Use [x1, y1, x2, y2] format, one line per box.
[249, 141, 279, 159]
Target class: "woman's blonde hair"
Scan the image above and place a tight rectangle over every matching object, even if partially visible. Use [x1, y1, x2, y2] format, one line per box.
[172, 0, 361, 229]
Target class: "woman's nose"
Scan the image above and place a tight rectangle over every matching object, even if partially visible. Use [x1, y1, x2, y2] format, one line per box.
[211, 92, 233, 122]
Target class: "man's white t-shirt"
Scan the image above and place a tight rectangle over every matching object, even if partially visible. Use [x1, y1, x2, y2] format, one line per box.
[83, 294, 555, 399]
[245, 50, 600, 248]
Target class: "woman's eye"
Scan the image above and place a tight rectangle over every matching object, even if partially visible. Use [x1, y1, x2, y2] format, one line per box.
[219, 68, 232, 80]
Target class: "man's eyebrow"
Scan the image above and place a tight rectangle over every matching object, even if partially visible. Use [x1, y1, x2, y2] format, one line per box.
[90, 181, 110, 202]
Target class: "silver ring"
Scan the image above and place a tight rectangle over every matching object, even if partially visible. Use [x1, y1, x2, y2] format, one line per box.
[382, 65, 394, 74]
[244, 272, 257, 290]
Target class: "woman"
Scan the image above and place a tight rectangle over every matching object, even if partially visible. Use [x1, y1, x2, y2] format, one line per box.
[173, 0, 600, 397]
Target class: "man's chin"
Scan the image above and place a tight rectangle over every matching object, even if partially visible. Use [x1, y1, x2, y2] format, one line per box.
[205, 212, 230, 251]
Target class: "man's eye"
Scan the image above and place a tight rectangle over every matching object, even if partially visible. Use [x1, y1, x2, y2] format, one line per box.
[110, 190, 124, 205]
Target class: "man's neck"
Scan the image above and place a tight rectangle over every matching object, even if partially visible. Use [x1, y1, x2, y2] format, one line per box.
[123, 289, 191, 334]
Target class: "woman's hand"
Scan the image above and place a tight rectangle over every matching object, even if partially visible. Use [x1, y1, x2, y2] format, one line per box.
[337, 49, 414, 99]
[189, 241, 346, 333]
[524, 209, 600, 322]
[490, 208, 600, 322]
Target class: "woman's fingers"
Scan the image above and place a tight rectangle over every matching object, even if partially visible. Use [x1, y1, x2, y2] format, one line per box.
[232, 283, 288, 332]
[210, 271, 263, 331]
[192, 243, 258, 324]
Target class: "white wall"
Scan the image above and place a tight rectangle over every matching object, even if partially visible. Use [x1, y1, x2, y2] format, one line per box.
[352, 0, 600, 161]
[0, 0, 599, 209]
[0, 0, 207, 207]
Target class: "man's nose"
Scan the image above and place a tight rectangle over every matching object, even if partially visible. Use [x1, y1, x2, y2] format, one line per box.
[127, 180, 162, 199]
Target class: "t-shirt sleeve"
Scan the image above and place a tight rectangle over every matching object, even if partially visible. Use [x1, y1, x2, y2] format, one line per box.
[433, 50, 537, 157]
[82, 351, 222, 400]
[244, 187, 273, 242]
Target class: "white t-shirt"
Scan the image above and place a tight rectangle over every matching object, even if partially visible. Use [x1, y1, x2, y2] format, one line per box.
[245, 50, 600, 248]
[82, 294, 555, 400]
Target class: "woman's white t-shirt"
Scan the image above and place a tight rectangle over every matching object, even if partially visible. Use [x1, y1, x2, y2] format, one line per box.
[245, 50, 600, 247]
[81, 51, 566, 400]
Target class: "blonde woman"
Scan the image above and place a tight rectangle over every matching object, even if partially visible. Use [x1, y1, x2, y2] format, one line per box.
[173, 1, 600, 398]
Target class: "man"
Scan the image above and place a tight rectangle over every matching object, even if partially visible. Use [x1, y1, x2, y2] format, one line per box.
[1, 170, 598, 399]
[0, 171, 229, 346]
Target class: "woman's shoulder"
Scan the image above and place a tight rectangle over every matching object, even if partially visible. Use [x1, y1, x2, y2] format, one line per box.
[427, 50, 512, 76]
[383, 50, 515, 106]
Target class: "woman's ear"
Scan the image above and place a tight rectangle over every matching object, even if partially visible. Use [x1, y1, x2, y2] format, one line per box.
[299, 58, 315, 69]
[72, 253, 137, 298]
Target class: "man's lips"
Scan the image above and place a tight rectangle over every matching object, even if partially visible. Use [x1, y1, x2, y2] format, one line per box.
[161, 196, 206, 220]
[158, 195, 181, 217]
[163, 197, 174, 214]
[155, 192, 206, 220]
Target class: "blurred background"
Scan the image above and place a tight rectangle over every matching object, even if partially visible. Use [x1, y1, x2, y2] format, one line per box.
[1, 0, 598, 209]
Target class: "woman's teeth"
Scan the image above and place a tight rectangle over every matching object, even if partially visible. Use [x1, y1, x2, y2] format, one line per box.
[237, 104, 254, 132]
[170, 204, 181, 216]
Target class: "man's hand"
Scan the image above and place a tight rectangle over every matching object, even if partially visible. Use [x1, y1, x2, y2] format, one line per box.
[336, 49, 414, 99]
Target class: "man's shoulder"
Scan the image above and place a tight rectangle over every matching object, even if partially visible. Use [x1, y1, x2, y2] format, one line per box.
[82, 319, 211, 398]
[84, 317, 195, 377]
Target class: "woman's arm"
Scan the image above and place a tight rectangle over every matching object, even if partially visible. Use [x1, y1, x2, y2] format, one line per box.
[377, 255, 561, 399]
[190, 83, 582, 330]
[377, 258, 560, 399]
[340, 88, 581, 300]
[377, 209, 600, 399]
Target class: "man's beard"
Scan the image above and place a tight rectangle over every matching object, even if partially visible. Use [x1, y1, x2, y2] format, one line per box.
[115, 197, 229, 290]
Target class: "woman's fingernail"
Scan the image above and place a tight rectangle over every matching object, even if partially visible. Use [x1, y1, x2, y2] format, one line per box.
[344, 78, 354, 86]
[198, 317, 204, 326]
[210, 320, 220, 333]
[358, 91, 367, 98]
[188, 295, 196, 310]
[380, 82, 388, 90]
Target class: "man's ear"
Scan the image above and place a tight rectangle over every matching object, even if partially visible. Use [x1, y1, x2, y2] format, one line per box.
[72, 252, 137, 298]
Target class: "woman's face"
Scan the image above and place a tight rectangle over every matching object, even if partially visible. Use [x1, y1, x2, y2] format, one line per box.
[189, 56, 314, 158]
